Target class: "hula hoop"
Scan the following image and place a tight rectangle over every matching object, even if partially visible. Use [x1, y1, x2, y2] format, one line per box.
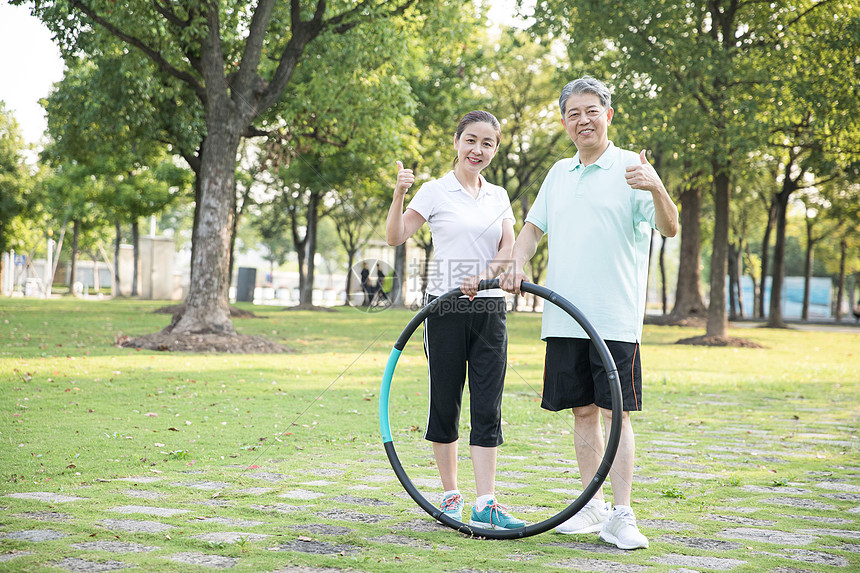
[379, 279, 622, 539]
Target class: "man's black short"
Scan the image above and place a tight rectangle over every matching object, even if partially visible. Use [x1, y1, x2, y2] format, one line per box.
[541, 337, 642, 412]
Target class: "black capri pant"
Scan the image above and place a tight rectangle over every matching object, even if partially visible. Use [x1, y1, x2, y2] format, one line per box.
[422, 294, 507, 448]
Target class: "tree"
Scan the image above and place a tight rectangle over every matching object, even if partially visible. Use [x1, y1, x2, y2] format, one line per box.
[327, 182, 385, 305]
[0, 103, 28, 261]
[20, 0, 427, 338]
[758, 4, 860, 327]
[481, 29, 568, 309]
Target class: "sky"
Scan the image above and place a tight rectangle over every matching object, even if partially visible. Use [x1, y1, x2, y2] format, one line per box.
[0, 1, 531, 147]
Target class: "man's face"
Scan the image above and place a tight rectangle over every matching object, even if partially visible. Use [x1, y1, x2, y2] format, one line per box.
[561, 92, 613, 153]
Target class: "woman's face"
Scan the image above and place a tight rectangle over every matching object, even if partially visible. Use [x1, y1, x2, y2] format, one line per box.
[454, 121, 499, 175]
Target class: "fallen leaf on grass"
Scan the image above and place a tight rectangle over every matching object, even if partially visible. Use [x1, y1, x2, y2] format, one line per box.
[297, 536, 313, 542]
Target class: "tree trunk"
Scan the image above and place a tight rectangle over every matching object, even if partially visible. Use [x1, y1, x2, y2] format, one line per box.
[344, 250, 355, 306]
[392, 243, 407, 307]
[728, 242, 739, 321]
[114, 220, 121, 296]
[228, 178, 239, 292]
[735, 242, 745, 318]
[170, 105, 242, 334]
[767, 188, 792, 328]
[299, 194, 319, 307]
[706, 169, 730, 338]
[131, 219, 140, 297]
[801, 223, 814, 321]
[835, 238, 846, 322]
[660, 235, 668, 315]
[70, 220, 80, 291]
[745, 243, 759, 317]
[670, 181, 706, 319]
[758, 199, 777, 318]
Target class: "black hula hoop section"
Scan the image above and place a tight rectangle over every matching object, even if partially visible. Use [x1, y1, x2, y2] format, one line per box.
[379, 279, 622, 539]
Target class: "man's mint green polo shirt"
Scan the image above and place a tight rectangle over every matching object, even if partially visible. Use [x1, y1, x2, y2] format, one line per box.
[525, 142, 657, 343]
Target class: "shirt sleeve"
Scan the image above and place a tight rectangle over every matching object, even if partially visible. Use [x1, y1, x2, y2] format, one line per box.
[500, 188, 516, 223]
[525, 167, 551, 233]
[405, 182, 436, 221]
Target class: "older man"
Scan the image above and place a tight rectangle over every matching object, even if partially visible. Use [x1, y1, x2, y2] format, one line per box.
[501, 76, 678, 550]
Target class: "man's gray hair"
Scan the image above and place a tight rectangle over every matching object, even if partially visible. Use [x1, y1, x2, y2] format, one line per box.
[558, 76, 612, 115]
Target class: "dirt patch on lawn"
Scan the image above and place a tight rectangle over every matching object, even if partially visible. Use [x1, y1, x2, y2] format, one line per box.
[675, 335, 764, 348]
[116, 331, 290, 353]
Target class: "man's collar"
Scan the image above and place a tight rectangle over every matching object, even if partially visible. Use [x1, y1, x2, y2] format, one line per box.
[570, 141, 617, 171]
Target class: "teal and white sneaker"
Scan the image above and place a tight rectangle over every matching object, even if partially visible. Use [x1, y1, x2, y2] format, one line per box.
[469, 500, 525, 530]
[440, 492, 464, 522]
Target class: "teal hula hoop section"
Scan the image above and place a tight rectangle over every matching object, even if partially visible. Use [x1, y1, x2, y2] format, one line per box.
[379, 348, 401, 444]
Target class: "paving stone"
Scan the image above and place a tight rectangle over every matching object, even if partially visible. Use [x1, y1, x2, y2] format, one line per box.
[543, 558, 648, 571]
[53, 557, 130, 571]
[391, 518, 448, 533]
[194, 500, 232, 507]
[233, 487, 274, 495]
[113, 477, 161, 483]
[249, 503, 304, 514]
[541, 541, 629, 555]
[123, 489, 163, 500]
[638, 519, 693, 532]
[97, 519, 174, 533]
[0, 551, 33, 562]
[841, 543, 860, 553]
[664, 470, 718, 480]
[192, 517, 266, 527]
[797, 528, 860, 540]
[411, 477, 443, 488]
[361, 474, 395, 483]
[109, 505, 188, 517]
[704, 514, 777, 527]
[315, 508, 390, 524]
[14, 511, 71, 521]
[372, 533, 454, 550]
[761, 497, 836, 510]
[306, 468, 345, 477]
[269, 567, 346, 573]
[168, 552, 238, 569]
[650, 555, 747, 570]
[272, 540, 358, 555]
[332, 494, 394, 507]
[193, 531, 270, 543]
[2, 529, 66, 542]
[5, 492, 86, 503]
[659, 535, 743, 551]
[777, 513, 853, 525]
[280, 489, 326, 500]
[290, 523, 352, 535]
[71, 541, 160, 553]
[172, 480, 230, 490]
[849, 506, 860, 514]
[301, 480, 337, 486]
[742, 485, 808, 494]
[711, 505, 758, 514]
[246, 471, 287, 482]
[717, 527, 816, 545]
[347, 484, 382, 491]
[782, 549, 849, 567]
[815, 481, 860, 493]
[821, 492, 860, 501]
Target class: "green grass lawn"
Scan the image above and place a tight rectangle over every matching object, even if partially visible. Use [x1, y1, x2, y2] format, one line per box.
[0, 297, 858, 572]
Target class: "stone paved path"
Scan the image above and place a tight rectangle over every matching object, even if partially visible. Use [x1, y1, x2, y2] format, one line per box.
[1, 427, 858, 572]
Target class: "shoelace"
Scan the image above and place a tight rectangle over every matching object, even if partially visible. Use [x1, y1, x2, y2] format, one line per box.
[487, 501, 512, 518]
[441, 494, 462, 511]
[613, 508, 637, 526]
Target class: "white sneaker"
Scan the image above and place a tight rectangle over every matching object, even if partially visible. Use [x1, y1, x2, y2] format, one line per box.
[599, 505, 649, 550]
[555, 498, 610, 534]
